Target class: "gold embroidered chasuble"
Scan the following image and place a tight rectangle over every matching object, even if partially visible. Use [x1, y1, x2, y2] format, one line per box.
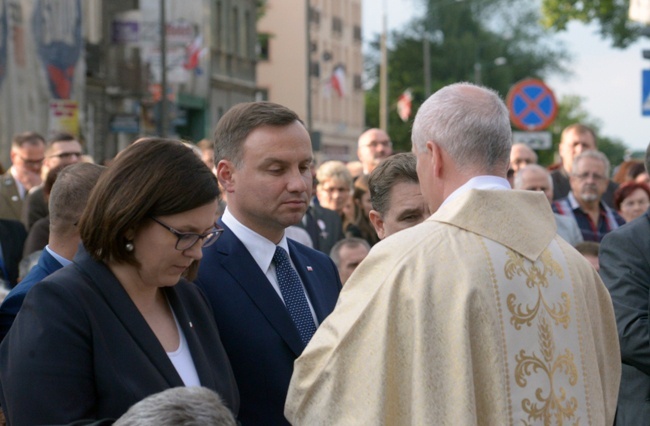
[285, 189, 620, 425]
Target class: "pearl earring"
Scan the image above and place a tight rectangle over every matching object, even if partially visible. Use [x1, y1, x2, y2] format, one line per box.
[125, 242, 134, 252]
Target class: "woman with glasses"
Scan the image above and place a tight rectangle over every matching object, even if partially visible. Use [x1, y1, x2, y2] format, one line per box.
[0, 138, 239, 424]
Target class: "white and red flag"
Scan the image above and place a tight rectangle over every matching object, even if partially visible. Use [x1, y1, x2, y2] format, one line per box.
[397, 89, 413, 122]
[331, 64, 346, 97]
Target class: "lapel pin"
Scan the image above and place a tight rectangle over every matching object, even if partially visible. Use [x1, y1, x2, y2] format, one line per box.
[307, 266, 313, 271]
[189, 321, 193, 328]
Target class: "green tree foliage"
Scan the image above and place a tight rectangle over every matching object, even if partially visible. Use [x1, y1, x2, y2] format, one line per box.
[541, 0, 643, 48]
[365, 0, 568, 152]
[542, 95, 628, 169]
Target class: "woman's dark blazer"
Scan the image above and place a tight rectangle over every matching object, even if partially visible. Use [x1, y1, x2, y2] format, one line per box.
[0, 247, 239, 425]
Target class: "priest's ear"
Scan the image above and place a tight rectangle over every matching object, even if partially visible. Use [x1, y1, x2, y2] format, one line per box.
[369, 210, 386, 240]
[427, 140, 444, 178]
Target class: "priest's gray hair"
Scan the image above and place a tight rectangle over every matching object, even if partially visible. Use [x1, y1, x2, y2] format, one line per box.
[412, 82, 511, 174]
[114, 387, 236, 426]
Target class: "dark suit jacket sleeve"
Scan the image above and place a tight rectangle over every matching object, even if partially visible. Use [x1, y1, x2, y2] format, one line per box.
[0, 219, 27, 287]
[0, 278, 101, 425]
[600, 219, 650, 375]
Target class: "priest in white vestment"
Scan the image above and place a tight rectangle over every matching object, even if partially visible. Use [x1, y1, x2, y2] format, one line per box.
[285, 83, 621, 425]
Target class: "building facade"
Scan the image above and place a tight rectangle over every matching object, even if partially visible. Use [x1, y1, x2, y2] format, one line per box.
[257, 0, 364, 162]
[0, 0, 257, 165]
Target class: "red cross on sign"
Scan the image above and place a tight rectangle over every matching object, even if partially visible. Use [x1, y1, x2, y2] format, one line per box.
[506, 78, 558, 131]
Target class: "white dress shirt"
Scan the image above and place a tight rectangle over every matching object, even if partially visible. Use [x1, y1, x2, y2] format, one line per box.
[221, 208, 318, 325]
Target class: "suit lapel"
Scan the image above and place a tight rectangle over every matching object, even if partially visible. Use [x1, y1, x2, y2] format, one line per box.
[217, 223, 306, 355]
[0, 174, 22, 219]
[73, 248, 184, 388]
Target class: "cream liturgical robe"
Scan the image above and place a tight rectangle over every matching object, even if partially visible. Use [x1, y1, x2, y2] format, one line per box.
[285, 189, 621, 425]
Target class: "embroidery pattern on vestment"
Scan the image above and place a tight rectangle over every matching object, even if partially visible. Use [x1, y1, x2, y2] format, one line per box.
[503, 247, 581, 426]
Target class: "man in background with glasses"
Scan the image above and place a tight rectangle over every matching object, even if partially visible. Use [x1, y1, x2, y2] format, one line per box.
[551, 123, 618, 206]
[357, 128, 393, 175]
[553, 150, 624, 242]
[0, 131, 45, 222]
[22, 132, 83, 230]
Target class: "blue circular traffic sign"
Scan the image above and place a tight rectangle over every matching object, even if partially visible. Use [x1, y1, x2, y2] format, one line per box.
[506, 78, 558, 131]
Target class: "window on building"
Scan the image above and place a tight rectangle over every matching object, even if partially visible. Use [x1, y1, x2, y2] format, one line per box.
[310, 61, 320, 77]
[232, 6, 239, 54]
[255, 89, 269, 101]
[353, 74, 362, 91]
[257, 33, 271, 61]
[332, 16, 342, 35]
[309, 7, 321, 25]
[353, 25, 362, 43]
[214, 1, 222, 50]
[243, 10, 251, 58]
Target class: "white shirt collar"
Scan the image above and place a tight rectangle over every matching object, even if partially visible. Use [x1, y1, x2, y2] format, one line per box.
[221, 207, 290, 273]
[441, 175, 511, 208]
[45, 245, 73, 267]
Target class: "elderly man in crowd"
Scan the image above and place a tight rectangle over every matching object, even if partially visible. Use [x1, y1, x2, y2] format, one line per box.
[552, 150, 624, 242]
[285, 82, 620, 425]
[509, 142, 537, 174]
[514, 164, 583, 246]
[552, 123, 617, 205]
[329, 237, 370, 285]
[357, 128, 393, 175]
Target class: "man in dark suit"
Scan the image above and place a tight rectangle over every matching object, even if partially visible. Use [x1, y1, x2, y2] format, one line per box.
[0, 132, 46, 222]
[0, 219, 27, 288]
[0, 163, 105, 341]
[295, 202, 343, 255]
[195, 101, 342, 425]
[599, 142, 650, 425]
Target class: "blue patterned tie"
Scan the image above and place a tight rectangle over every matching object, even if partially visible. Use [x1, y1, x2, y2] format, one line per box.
[273, 246, 317, 345]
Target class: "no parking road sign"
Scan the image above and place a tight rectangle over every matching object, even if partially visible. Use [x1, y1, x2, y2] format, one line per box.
[506, 78, 558, 131]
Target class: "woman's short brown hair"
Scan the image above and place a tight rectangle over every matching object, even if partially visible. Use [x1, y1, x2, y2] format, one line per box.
[79, 138, 219, 268]
[613, 181, 650, 211]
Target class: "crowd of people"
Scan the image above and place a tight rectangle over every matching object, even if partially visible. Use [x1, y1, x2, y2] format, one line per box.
[0, 82, 645, 424]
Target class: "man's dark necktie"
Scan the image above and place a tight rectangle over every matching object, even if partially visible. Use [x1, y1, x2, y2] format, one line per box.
[273, 246, 316, 345]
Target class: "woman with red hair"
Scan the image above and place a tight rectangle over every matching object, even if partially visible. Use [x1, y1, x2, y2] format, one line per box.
[614, 181, 650, 223]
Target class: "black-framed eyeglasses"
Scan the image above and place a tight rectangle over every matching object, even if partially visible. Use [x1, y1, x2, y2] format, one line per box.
[48, 152, 82, 160]
[151, 217, 223, 251]
[19, 156, 44, 167]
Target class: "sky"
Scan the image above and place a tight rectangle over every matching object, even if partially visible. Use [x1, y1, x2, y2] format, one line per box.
[362, 0, 650, 153]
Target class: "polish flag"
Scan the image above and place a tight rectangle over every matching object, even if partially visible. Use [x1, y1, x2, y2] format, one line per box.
[331, 64, 346, 97]
[184, 35, 205, 71]
[397, 89, 413, 122]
